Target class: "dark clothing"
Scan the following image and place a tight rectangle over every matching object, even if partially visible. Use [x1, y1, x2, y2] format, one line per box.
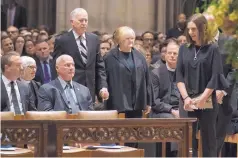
[37, 78, 93, 113]
[151, 64, 179, 115]
[1, 4, 27, 30]
[53, 31, 107, 101]
[176, 44, 228, 97]
[104, 47, 152, 112]
[29, 80, 41, 108]
[34, 57, 56, 84]
[215, 34, 235, 156]
[166, 27, 184, 39]
[176, 43, 229, 157]
[1, 79, 36, 113]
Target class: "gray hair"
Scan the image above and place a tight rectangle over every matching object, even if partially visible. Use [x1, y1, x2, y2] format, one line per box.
[56, 54, 73, 65]
[20, 56, 36, 68]
[70, 8, 88, 20]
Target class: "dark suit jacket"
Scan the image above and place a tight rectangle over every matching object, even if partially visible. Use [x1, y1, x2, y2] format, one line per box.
[29, 80, 41, 108]
[37, 78, 93, 113]
[150, 64, 179, 115]
[1, 4, 27, 30]
[53, 31, 107, 101]
[104, 47, 152, 112]
[34, 57, 56, 84]
[218, 34, 236, 115]
[1, 79, 36, 113]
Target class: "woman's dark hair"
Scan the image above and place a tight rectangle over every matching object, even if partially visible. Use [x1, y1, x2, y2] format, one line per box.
[185, 13, 209, 45]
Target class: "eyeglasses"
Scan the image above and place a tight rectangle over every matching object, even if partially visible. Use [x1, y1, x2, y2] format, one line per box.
[27, 65, 37, 70]
[166, 52, 178, 56]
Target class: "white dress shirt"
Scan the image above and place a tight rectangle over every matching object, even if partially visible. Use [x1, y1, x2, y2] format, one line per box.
[2, 75, 23, 114]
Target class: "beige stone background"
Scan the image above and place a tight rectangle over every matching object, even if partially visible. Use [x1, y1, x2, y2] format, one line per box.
[2, 0, 198, 34]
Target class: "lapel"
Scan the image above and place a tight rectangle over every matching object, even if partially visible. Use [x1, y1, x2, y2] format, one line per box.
[112, 47, 131, 72]
[132, 48, 141, 87]
[16, 81, 26, 112]
[85, 32, 92, 67]
[53, 78, 70, 108]
[72, 82, 83, 110]
[68, 31, 85, 66]
[35, 58, 44, 82]
[1, 79, 11, 111]
[159, 64, 172, 99]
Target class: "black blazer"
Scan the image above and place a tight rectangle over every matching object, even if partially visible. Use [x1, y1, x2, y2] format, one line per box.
[34, 57, 56, 84]
[37, 78, 93, 113]
[1, 79, 36, 113]
[151, 64, 179, 114]
[104, 47, 152, 112]
[53, 31, 107, 101]
[1, 4, 27, 30]
[29, 80, 41, 108]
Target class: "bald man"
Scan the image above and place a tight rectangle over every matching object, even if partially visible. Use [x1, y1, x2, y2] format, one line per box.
[37, 54, 93, 113]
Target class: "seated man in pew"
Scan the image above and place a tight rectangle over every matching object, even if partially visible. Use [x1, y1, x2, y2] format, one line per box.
[150, 40, 180, 157]
[37, 54, 94, 113]
[1, 52, 37, 114]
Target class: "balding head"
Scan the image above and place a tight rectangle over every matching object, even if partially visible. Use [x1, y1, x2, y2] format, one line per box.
[56, 55, 75, 81]
[70, 8, 88, 35]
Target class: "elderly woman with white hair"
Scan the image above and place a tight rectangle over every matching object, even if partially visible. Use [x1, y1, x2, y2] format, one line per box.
[20, 56, 41, 107]
[104, 26, 152, 118]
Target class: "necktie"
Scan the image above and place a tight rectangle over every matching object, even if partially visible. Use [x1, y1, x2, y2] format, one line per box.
[43, 61, 51, 83]
[65, 83, 78, 114]
[10, 81, 21, 114]
[79, 37, 87, 64]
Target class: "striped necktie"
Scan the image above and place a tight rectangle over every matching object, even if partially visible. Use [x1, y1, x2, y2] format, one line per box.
[79, 36, 87, 64]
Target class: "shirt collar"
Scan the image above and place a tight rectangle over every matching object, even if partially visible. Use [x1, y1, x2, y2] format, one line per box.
[40, 55, 52, 64]
[72, 30, 86, 40]
[19, 78, 30, 84]
[166, 63, 176, 72]
[2, 75, 16, 86]
[58, 76, 73, 89]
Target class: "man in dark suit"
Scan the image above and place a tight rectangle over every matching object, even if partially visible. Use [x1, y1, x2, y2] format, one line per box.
[53, 8, 108, 102]
[150, 41, 180, 157]
[1, 52, 36, 114]
[1, 0, 27, 31]
[34, 39, 56, 84]
[37, 55, 93, 113]
[215, 32, 236, 156]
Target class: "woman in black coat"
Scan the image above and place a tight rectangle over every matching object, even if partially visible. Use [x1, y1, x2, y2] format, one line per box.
[104, 26, 152, 118]
[176, 13, 229, 157]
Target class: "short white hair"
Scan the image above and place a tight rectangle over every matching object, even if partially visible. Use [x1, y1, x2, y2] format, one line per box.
[70, 8, 88, 20]
[20, 56, 36, 68]
[56, 54, 73, 65]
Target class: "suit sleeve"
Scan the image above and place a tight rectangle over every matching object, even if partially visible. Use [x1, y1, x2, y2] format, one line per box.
[37, 86, 54, 111]
[86, 88, 94, 110]
[176, 45, 185, 83]
[52, 37, 63, 60]
[95, 37, 108, 97]
[144, 58, 152, 106]
[27, 84, 37, 111]
[151, 71, 173, 113]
